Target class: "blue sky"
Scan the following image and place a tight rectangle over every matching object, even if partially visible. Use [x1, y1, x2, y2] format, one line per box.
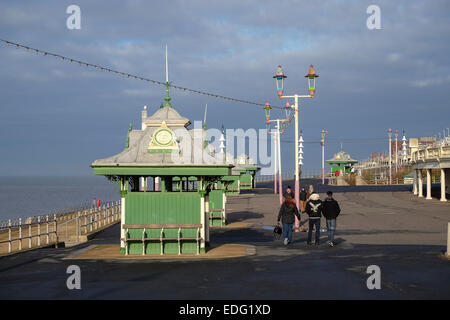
[0, 0, 449, 176]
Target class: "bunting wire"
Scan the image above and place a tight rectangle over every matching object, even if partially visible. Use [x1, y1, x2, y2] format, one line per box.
[0, 38, 284, 110]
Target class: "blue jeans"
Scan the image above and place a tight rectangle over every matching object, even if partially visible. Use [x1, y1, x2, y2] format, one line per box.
[282, 223, 293, 243]
[308, 219, 321, 243]
[326, 219, 336, 242]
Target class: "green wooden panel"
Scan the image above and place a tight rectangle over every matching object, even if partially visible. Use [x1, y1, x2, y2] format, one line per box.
[222, 176, 240, 195]
[209, 190, 224, 227]
[124, 192, 201, 254]
[239, 174, 252, 190]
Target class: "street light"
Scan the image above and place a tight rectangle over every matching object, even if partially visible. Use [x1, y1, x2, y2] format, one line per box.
[273, 64, 318, 213]
[305, 65, 319, 98]
[395, 129, 399, 174]
[321, 129, 328, 184]
[264, 101, 272, 133]
[273, 65, 287, 98]
[388, 128, 392, 185]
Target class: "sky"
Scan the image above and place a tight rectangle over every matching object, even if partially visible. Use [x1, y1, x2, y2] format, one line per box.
[0, 0, 449, 176]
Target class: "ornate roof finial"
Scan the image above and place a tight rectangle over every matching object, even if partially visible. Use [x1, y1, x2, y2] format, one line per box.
[162, 44, 172, 108]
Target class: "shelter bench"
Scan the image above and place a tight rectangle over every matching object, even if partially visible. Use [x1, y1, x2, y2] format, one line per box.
[208, 209, 225, 225]
[121, 224, 202, 255]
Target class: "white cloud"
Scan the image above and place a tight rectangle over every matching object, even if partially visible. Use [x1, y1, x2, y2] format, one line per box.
[409, 75, 450, 87]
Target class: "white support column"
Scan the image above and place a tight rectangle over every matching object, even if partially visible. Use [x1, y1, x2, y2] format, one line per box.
[200, 196, 206, 252]
[205, 195, 210, 244]
[413, 169, 418, 195]
[441, 168, 447, 202]
[223, 192, 227, 223]
[426, 169, 432, 200]
[418, 170, 423, 198]
[120, 197, 126, 248]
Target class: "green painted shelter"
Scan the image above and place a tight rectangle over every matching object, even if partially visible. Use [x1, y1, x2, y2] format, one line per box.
[221, 154, 260, 195]
[326, 151, 358, 176]
[91, 84, 233, 255]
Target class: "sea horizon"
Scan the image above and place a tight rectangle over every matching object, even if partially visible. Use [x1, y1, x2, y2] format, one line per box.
[0, 175, 120, 222]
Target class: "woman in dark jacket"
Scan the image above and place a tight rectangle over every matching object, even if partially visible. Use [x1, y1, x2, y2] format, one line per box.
[277, 196, 301, 245]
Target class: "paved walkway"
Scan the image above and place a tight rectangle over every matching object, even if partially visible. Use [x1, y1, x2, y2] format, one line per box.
[0, 188, 448, 299]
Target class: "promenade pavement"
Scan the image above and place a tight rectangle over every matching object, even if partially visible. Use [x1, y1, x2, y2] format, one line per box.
[0, 186, 448, 299]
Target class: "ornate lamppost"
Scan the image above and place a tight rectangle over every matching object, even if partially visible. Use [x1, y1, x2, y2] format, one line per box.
[273, 65, 318, 210]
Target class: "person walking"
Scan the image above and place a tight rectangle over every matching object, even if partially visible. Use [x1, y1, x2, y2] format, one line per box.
[322, 191, 340, 247]
[283, 186, 295, 199]
[306, 184, 315, 200]
[299, 187, 307, 213]
[277, 195, 301, 245]
[305, 193, 323, 245]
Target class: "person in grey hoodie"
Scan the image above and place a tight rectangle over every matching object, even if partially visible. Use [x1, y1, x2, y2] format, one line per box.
[305, 193, 323, 245]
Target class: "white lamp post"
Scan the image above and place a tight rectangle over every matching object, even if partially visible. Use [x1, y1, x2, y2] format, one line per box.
[273, 65, 318, 210]
[388, 128, 392, 185]
[267, 117, 285, 205]
[321, 129, 328, 184]
[402, 130, 407, 166]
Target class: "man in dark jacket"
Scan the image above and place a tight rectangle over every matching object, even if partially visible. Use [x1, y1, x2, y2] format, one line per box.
[322, 191, 341, 247]
[305, 193, 323, 245]
[277, 196, 301, 245]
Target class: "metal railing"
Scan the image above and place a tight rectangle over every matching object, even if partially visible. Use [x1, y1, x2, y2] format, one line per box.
[0, 200, 121, 255]
[0, 215, 58, 254]
[411, 145, 450, 163]
[255, 171, 322, 183]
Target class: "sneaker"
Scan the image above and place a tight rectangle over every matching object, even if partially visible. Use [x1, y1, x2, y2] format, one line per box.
[328, 241, 334, 247]
[284, 238, 289, 245]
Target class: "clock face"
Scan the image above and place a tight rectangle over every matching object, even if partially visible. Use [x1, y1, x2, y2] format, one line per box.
[155, 129, 173, 146]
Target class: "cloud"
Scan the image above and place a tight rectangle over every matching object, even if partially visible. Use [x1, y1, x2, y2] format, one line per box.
[0, 0, 450, 175]
[409, 75, 450, 87]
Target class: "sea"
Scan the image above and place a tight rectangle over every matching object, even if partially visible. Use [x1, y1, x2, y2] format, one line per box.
[0, 176, 120, 221]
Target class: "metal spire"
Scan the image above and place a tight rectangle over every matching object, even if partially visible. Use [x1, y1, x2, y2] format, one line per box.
[162, 44, 172, 108]
[203, 104, 208, 129]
